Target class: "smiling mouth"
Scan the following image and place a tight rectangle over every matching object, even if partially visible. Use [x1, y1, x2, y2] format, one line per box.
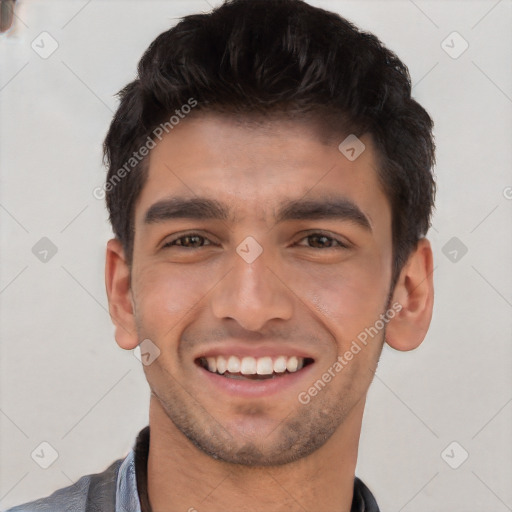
[196, 355, 315, 380]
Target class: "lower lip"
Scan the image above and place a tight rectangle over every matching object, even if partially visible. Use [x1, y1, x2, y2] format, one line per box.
[196, 362, 315, 398]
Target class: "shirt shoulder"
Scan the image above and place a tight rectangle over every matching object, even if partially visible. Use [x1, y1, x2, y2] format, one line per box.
[4, 457, 124, 512]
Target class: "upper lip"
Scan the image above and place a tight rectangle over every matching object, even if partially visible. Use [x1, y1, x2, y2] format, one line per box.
[193, 343, 316, 361]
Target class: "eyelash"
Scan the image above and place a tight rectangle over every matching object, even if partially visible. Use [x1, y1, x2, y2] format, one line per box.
[162, 231, 349, 250]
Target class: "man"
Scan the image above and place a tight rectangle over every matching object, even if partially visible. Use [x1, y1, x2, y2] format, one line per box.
[7, 0, 435, 510]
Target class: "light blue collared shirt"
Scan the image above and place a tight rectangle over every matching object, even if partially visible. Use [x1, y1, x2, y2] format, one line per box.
[115, 449, 142, 512]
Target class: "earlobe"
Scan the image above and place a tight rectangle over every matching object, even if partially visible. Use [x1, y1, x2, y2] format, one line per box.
[385, 238, 434, 352]
[105, 238, 139, 350]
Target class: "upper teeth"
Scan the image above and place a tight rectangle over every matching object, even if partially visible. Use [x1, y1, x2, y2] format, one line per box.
[204, 355, 305, 375]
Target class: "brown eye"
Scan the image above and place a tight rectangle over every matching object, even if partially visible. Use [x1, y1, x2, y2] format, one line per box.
[163, 233, 212, 249]
[297, 232, 348, 249]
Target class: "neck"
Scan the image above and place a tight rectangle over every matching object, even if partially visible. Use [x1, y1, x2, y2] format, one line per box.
[147, 395, 365, 512]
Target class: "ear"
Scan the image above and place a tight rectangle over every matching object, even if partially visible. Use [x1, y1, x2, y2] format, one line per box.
[385, 238, 434, 351]
[105, 238, 139, 350]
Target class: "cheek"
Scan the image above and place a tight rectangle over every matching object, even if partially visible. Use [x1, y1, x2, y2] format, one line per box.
[290, 255, 390, 343]
[132, 264, 212, 332]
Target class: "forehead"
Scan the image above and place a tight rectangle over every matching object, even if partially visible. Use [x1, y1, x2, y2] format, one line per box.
[134, 113, 390, 230]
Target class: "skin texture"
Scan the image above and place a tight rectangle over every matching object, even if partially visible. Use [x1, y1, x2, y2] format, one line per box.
[105, 113, 434, 512]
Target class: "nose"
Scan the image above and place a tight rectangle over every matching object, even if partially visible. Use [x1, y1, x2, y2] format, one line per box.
[210, 245, 294, 331]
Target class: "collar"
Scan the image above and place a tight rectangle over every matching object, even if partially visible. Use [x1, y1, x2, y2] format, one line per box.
[113, 426, 150, 512]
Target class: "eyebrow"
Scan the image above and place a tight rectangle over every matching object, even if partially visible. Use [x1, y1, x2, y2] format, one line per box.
[143, 196, 372, 231]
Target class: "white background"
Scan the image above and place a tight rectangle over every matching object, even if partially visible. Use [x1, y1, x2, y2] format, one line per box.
[0, 1, 511, 510]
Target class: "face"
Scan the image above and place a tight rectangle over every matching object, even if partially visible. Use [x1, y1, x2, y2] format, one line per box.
[128, 113, 394, 466]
